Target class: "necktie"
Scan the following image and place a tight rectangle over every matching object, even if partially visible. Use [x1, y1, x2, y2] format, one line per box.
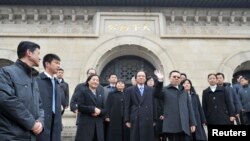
[140, 87, 144, 96]
[109, 86, 115, 93]
[51, 78, 56, 114]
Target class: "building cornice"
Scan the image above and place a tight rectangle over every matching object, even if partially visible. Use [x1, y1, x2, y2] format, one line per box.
[0, 6, 249, 38]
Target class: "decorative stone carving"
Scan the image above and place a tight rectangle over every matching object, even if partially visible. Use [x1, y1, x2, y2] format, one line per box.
[206, 11, 211, 24]
[71, 10, 76, 22]
[171, 10, 175, 23]
[59, 10, 64, 23]
[194, 11, 199, 23]
[218, 11, 223, 24]
[34, 9, 39, 23]
[230, 11, 235, 23]
[47, 9, 52, 22]
[0, 7, 249, 38]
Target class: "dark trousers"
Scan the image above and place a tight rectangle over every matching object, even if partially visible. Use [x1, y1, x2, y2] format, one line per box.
[166, 132, 190, 141]
[104, 121, 109, 141]
[93, 127, 98, 141]
[156, 133, 167, 141]
[50, 113, 55, 141]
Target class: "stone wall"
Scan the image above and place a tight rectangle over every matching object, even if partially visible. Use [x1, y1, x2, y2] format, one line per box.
[0, 7, 250, 133]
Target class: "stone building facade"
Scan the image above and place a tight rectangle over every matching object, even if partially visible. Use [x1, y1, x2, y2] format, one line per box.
[0, 4, 250, 140]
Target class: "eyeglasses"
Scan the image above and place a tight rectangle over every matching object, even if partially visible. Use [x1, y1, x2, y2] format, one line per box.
[172, 76, 180, 79]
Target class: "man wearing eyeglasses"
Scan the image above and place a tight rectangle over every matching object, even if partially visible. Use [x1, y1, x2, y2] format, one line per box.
[154, 70, 196, 141]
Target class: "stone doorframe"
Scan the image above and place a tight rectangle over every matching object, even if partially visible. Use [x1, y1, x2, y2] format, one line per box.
[0, 48, 17, 62]
[218, 50, 250, 83]
[80, 35, 175, 83]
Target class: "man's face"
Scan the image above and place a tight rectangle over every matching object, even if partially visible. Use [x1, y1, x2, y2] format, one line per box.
[180, 75, 186, 82]
[240, 78, 248, 86]
[216, 75, 224, 85]
[108, 75, 118, 84]
[46, 59, 61, 75]
[57, 70, 64, 79]
[136, 71, 146, 85]
[208, 75, 217, 86]
[169, 72, 180, 86]
[87, 69, 96, 77]
[28, 48, 41, 67]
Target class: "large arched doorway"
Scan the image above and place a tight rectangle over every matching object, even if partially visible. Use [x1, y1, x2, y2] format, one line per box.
[0, 59, 14, 68]
[100, 55, 156, 86]
[233, 61, 250, 83]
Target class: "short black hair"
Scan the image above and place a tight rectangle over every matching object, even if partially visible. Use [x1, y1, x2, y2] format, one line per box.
[169, 70, 180, 77]
[134, 70, 147, 79]
[86, 68, 96, 75]
[207, 73, 216, 79]
[180, 73, 187, 78]
[17, 41, 40, 59]
[42, 53, 61, 68]
[241, 75, 249, 81]
[58, 68, 64, 71]
[108, 73, 117, 78]
[216, 72, 225, 79]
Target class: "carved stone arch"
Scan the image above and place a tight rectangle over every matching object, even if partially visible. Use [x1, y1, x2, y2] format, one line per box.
[80, 35, 175, 83]
[0, 59, 14, 68]
[0, 48, 16, 68]
[218, 50, 250, 83]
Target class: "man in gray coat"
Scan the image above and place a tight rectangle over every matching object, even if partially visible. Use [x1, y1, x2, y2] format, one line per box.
[154, 70, 196, 141]
[0, 41, 44, 141]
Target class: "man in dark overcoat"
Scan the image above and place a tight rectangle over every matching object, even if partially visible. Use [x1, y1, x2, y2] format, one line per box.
[202, 73, 235, 125]
[57, 68, 69, 115]
[124, 70, 156, 141]
[36, 54, 62, 141]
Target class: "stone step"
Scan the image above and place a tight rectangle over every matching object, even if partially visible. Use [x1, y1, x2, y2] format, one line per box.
[61, 126, 77, 141]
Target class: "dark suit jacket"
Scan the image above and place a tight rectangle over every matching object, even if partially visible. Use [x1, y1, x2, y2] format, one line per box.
[58, 79, 69, 108]
[36, 72, 62, 141]
[124, 85, 156, 141]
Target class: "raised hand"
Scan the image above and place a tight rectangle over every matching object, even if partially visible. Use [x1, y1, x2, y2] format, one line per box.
[154, 70, 164, 81]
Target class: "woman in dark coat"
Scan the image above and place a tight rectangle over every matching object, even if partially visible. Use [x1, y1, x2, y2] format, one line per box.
[105, 80, 126, 141]
[180, 79, 207, 141]
[75, 74, 106, 141]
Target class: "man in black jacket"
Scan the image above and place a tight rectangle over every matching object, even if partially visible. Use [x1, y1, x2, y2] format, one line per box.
[0, 41, 44, 141]
[56, 68, 69, 115]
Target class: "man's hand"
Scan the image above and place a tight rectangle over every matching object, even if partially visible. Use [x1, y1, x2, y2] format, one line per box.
[94, 107, 101, 115]
[32, 121, 43, 135]
[126, 122, 131, 128]
[159, 115, 164, 120]
[74, 109, 78, 113]
[230, 116, 235, 122]
[105, 118, 110, 122]
[190, 126, 196, 133]
[154, 70, 164, 81]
